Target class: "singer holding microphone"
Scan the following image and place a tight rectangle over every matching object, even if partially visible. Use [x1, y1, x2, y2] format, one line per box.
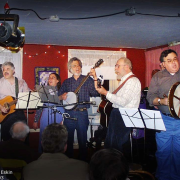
[59, 57, 99, 161]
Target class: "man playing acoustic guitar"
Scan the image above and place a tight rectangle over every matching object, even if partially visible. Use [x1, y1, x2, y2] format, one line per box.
[147, 49, 180, 180]
[91, 57, 141, 154]
[0, 61, 29, 141]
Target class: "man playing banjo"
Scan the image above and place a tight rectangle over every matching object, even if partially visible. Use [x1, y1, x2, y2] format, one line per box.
[147, 49, 180, 180]
[59, 57, 99, 161]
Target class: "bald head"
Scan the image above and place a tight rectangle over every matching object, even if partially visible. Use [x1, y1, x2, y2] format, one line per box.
[10, 121, 29, 141]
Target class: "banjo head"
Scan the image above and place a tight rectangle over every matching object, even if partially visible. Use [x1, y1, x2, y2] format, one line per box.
[63, 92, 77, 110]
[168, 82, 180, 119]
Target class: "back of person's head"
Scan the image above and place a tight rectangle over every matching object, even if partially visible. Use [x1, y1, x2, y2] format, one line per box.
[10, 121, 29, 141]
[89, 148, 129, 180]
[41, 123, 68, 153]
[159, 49, 178, 62]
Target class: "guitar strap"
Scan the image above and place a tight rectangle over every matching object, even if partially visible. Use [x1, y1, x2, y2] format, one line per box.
[15, 77, 19, 99]
[112, 74, 136, 94]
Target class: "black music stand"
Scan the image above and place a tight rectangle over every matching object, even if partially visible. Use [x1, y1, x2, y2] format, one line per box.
[119, 108, 166, 167]
[36, 85, 62, 124]
[15, 91, 43, 123]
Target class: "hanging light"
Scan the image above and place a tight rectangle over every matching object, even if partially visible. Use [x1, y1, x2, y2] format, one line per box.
[0, 14, 25, 51]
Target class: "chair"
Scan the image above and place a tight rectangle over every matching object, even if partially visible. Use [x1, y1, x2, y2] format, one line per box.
[0, 158, 27, 180]
[128, 170, 155, 180]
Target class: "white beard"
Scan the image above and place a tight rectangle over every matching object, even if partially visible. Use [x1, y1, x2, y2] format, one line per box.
[71, 69, 82, 76]
[117, 74, 122, 81]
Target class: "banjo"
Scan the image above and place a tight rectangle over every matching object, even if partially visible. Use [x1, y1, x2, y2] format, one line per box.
[63, 59, 104, 110]
[168, 82, 180, 119]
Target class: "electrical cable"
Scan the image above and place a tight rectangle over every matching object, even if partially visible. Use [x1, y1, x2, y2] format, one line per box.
[136, 12, 180, 18]
[5, 8, 48, 20]
[5, 7, 180, 21]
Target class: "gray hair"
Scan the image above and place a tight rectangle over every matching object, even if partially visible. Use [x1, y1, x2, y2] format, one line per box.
[1, 61, 15, 71]
[10, 121, 29, 140]
[42, 123, 68, 153]
[68, 57, 82, 73]
[119, 57, 132, 70]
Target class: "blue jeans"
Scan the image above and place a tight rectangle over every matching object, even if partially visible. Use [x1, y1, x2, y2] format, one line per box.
[155, 113, 180, 180]
[63, 109, 89, 161]
[105, 108, 131, 152]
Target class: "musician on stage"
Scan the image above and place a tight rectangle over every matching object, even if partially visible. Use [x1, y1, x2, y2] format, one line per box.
[147, 49, 180, 180]
[59, 57, 99, 161]
[91, 57, 141, 153]
[33, 73, 64, 153]
[0, 61, 29, 141]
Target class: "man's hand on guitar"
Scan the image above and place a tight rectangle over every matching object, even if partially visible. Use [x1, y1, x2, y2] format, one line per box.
[0, 104, 8, 113]
[89, 68, 97, 79]
[95, 86, 108, 96]
[59, 93, 68, 100]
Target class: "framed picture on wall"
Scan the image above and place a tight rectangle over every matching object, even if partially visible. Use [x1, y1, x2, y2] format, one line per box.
[35, 67, 60, 85]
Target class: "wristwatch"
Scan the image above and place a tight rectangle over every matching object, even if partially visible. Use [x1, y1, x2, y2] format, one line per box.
[158, 98, 161, 105]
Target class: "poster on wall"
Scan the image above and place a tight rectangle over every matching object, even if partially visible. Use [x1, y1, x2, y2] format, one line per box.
[34, 67, 60, 85]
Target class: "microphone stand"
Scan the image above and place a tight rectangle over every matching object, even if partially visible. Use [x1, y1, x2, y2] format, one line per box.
[49, 101, 96, 121]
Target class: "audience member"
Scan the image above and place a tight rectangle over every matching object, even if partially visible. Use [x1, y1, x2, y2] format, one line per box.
[0, 121, 40, 164]
[23, 123, 89, 180]
[89, 148, 129, 180]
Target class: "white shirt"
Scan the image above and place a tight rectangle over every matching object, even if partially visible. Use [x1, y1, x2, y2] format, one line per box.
[0, 77, 29, 100]
[106, 72, 141, 108]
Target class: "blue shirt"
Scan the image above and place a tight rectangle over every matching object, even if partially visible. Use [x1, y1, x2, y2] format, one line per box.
[58, 75, 99, 109]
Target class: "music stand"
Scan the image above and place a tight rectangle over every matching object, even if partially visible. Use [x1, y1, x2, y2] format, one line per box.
[119, 108, 166, 165]
[35, 85, 61, 124]
[16, 91, 43, 123]
[119, 108, 166, 131]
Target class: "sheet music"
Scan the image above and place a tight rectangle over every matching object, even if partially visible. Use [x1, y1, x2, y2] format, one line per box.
[36, 85, 60, 104]
[119, 108, 145, 128]
[140, 109, 166, 131]
[119, 108, 166, 131]
[16, 92, 43, 109]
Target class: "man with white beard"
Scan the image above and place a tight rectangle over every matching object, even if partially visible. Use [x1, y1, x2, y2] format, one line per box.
[91, 57, 141, 153]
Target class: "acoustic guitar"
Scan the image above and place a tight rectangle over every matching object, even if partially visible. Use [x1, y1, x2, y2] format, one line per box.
[63, 59, 104, 110]
[0, 96, 17, 122]
[98, 95, 113, 127]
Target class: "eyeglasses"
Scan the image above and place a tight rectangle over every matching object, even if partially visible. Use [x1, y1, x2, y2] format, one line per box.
[163, 59, 178, 64]
[115, 64, 125, 68]
[71, 65, 80, 68]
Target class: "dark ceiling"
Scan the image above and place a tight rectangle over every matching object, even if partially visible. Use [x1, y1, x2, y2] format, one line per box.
[1, 0, 180, 49]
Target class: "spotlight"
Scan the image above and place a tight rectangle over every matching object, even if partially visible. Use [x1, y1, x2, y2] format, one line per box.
[0, 22, 25, 48]
[0, 14, 25, 51]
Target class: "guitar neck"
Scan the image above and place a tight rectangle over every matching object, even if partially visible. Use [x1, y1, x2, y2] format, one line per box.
[73, 59, 104, 94]
[9, 99, 17, 106]
[74, 74, 90, 94]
